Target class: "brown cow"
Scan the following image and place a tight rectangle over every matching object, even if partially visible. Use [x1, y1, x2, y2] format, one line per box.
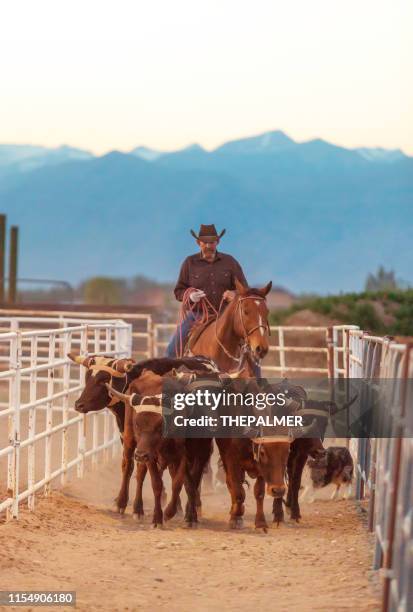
[108, 370, 186, 527]
[107, 369, 211, 527]
[169, 363, 316, 530]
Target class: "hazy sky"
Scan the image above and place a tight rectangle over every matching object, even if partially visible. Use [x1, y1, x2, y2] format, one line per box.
[1, 0, 412, 154]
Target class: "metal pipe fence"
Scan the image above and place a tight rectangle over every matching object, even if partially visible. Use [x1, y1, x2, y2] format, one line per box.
[335, 327, 413, 612]
[1, 308, 411, 610]
[154, 323, 332, 377]
[0, 317, 132, 520]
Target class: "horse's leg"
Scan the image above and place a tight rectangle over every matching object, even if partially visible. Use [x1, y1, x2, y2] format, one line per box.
[132, 462, 147, 520]
[167, 464, 182, 513]
[184, 439, 212, 525]
[164, 455, 186, 521]
[289, 451, 308, 522]
[286, 444, 296, 508]
[148, 460, 164, 527]
[224, 458, 246, 529]
[254, 475, 268, 531]
[115, 436, 135, 513]
[202, 458, 214, 492]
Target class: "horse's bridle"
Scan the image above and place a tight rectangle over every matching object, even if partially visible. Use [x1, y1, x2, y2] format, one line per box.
[215, 295, 270, 363]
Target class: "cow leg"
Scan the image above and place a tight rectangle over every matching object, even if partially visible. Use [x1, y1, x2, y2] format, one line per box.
[164, 455, 186, 521]
[115, 438, 136, 513]
[289, 452, 308, 522]
[148, 460, 164, 527]
[254, 475, 268, 531]
[272, 498, 284, 525]
[132, 462, 147, 520]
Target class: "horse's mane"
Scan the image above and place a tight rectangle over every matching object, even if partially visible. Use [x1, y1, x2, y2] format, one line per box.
[242, 288, 266, 298]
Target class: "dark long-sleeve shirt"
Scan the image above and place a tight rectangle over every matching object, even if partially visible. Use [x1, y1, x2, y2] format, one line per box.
[174, 251, 248, 311]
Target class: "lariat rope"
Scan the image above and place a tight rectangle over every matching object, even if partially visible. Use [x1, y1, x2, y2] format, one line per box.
[174, 287, 218, 358]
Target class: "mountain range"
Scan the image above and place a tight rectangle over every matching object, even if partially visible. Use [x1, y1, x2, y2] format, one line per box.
[0, 130, 411, 294]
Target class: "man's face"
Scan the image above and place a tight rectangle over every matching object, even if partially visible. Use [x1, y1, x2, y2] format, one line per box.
[198, 239, 218, 259]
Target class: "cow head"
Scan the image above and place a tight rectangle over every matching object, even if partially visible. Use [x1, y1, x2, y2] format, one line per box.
[106, 378, 164, 463]
[68, 353, 135, 413]
[252, 415, 319, 498]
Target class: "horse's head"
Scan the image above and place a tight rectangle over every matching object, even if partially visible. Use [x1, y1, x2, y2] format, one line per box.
[233, 278, 272, 361]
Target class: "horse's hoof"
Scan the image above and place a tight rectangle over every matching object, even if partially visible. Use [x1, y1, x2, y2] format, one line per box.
[184, 521, 198, 529]
[290, 510, 301, 522]
[229, 518, 244, 530]
[163, 506, 176, 522]
[117, 507, 126, 515]
[133, 513, 144, 521]
[255, 524, 268, 533]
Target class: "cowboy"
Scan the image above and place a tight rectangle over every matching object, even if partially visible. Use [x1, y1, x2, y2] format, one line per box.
[165, 224, 248, 358]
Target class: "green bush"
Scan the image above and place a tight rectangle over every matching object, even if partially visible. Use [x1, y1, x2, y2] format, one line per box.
[270, 290, 413, 336]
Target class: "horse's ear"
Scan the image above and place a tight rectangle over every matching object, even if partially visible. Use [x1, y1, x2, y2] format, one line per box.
[234, 277, 248, 294]
[258, 281, 272, 297]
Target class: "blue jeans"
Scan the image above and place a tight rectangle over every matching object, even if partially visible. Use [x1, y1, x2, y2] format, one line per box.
[165, 311, 201, 358]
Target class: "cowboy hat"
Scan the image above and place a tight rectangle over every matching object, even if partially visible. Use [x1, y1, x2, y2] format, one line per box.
[190, 224, 226, 242]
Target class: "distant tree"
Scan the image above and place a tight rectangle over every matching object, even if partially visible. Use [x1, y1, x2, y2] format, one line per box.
[82, 277, 126, 305]
[365, 266, 399, 292]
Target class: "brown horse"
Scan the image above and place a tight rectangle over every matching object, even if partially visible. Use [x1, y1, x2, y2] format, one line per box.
[188, 277, 272, 371]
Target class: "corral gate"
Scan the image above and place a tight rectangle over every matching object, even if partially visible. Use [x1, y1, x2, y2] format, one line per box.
[0, 316, 131, 520]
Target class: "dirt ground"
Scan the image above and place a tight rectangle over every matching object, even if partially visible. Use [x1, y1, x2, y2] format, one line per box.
[0, 456, 380, 612]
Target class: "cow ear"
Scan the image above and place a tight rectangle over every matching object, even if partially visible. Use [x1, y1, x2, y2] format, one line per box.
[258, 281, 272, 297]
[234, 277, 247, 294]
[118, 359, 135, 373]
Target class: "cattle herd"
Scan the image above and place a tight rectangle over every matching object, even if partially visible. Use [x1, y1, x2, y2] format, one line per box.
[69, 353, 354, 531]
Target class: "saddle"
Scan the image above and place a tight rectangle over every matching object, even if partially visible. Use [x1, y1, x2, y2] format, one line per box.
[185, 315, 217, 353]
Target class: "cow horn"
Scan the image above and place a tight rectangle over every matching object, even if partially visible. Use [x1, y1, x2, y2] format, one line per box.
[67, 352, 88, 366]
[330, 394, 359, 416]
[105, 383, 136, 406]
[292, 418, 319, 439]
